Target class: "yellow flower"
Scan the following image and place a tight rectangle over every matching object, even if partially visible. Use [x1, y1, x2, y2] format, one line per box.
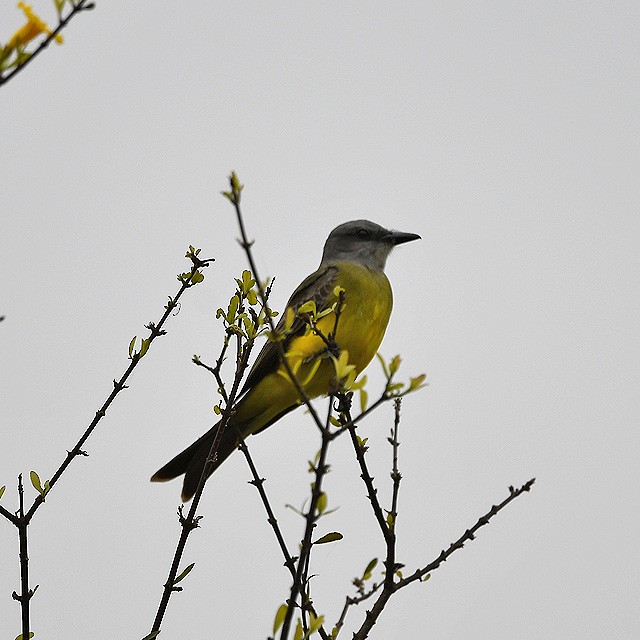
[5, 2, 64, 50]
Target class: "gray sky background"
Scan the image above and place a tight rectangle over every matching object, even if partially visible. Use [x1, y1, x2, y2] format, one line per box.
[1, 1, 639, 638]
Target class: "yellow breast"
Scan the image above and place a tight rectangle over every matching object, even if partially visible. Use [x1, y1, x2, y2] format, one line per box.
[284, 261, 393, 392]
[235, 262, 394, 433]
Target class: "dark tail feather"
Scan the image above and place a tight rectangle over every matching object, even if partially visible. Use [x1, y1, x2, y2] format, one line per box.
[150, 421, 243, 502]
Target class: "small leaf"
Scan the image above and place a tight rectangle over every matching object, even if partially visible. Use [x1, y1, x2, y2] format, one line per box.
[329, 415, 341, 427]
[306, 613, 325, 636]
[315, 306, 335, 320]
[359, 388, 369, 414]
[376, 352, 389, 378]
[190, 270, 204, 284]
[408, 374, 428, 392]
[227, 294, 240, 323]
[298, 300, 316, 315]
[389, 355, 401, 376]
[362, 557, 378, 581]
[0, 485, 5, 500]
[293, 618, 304, 640]
[285, 503, 305, 517]
[141, 632, 161, 640]
[313, 532, 343, 545]
[241, 269, 255, 292]
[128, 336, 137, 357]
[139, 338, 151, 359]
[332, 350, 355, 382]
[173, 562, 195, 585]
[302, 356, 322, 386]
[284, 307, 296, 332]
[242, 314, 256, 339]
[247, 288, 258, 305]
[317, 491, 328, 515]
[213, 404, 221, 415]
[229, 170, 243, 193]
[273, 603, 288, 635]
[30, 471, 42, 494]
[15, 633, 35, 640]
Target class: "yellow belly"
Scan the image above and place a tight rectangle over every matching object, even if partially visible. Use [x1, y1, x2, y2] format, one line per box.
[236, 262, 393, 433]
[305, 262, 392, 373]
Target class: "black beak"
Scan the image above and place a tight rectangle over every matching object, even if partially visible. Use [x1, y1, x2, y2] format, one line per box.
[387, 230, 421, 246]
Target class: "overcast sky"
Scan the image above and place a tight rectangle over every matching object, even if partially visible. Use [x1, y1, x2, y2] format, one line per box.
[1, 1, 639, 638]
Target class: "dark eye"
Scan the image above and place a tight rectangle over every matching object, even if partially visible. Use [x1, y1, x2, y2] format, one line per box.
[356, 228, 371, 239]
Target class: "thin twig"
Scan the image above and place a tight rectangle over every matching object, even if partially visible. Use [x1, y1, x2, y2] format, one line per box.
[326, 393, 393, 442]
[389, 398, 402, 525]
[0, 502, 18, 525]
[280, 426, 332, 640]
[192, 347, 230, 405]
[345, 408, 392, 544]
[278, 285, 349, 639]
[16, 474, 31, 640]
[237, 439, 296, 574]
[397, 478, 536, 588]
[331, 399, 403, 638]
[20, 256, 212, 524]
[333, 581, 382, 637]
[226, 178, 325, 432]
[0, 0, 94, 87]
[351, 478, 536, 639]
[1, 252, 210, 638]
[238, 440, 330, 640]
[211, 332, 232, 404]
[149, 287, 260, 636]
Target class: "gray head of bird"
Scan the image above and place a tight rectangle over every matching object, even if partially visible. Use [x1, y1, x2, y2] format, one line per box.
[320, 219, 421, 271]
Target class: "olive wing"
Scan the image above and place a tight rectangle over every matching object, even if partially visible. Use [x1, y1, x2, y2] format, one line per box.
[240, 265, 339, 394]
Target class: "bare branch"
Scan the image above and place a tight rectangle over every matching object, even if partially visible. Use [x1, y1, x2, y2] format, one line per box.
[149, 271, 262, 636]
[22, 254, 212, 524]
[279, 422, 333, 640]
[238, 439, 330, 640]
[352, 478, 536, 639]
[225, 173, 325, 432]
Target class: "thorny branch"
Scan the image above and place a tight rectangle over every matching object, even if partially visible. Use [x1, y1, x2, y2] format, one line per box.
[149, 268, 265, 637]
[224, 175, 326, 433]
[224, 175, 338, 640]
[1, 249, 212, 640]
[351, 478, 536, 640]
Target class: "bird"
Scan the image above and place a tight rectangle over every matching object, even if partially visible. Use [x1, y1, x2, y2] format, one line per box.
[151, 219, 420, 501]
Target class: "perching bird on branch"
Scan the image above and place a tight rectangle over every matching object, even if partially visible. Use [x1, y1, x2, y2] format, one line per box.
[151, 219, 420, 501]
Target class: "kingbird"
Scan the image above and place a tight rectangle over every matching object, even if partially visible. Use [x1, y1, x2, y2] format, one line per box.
[151, 219, 420, 501]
